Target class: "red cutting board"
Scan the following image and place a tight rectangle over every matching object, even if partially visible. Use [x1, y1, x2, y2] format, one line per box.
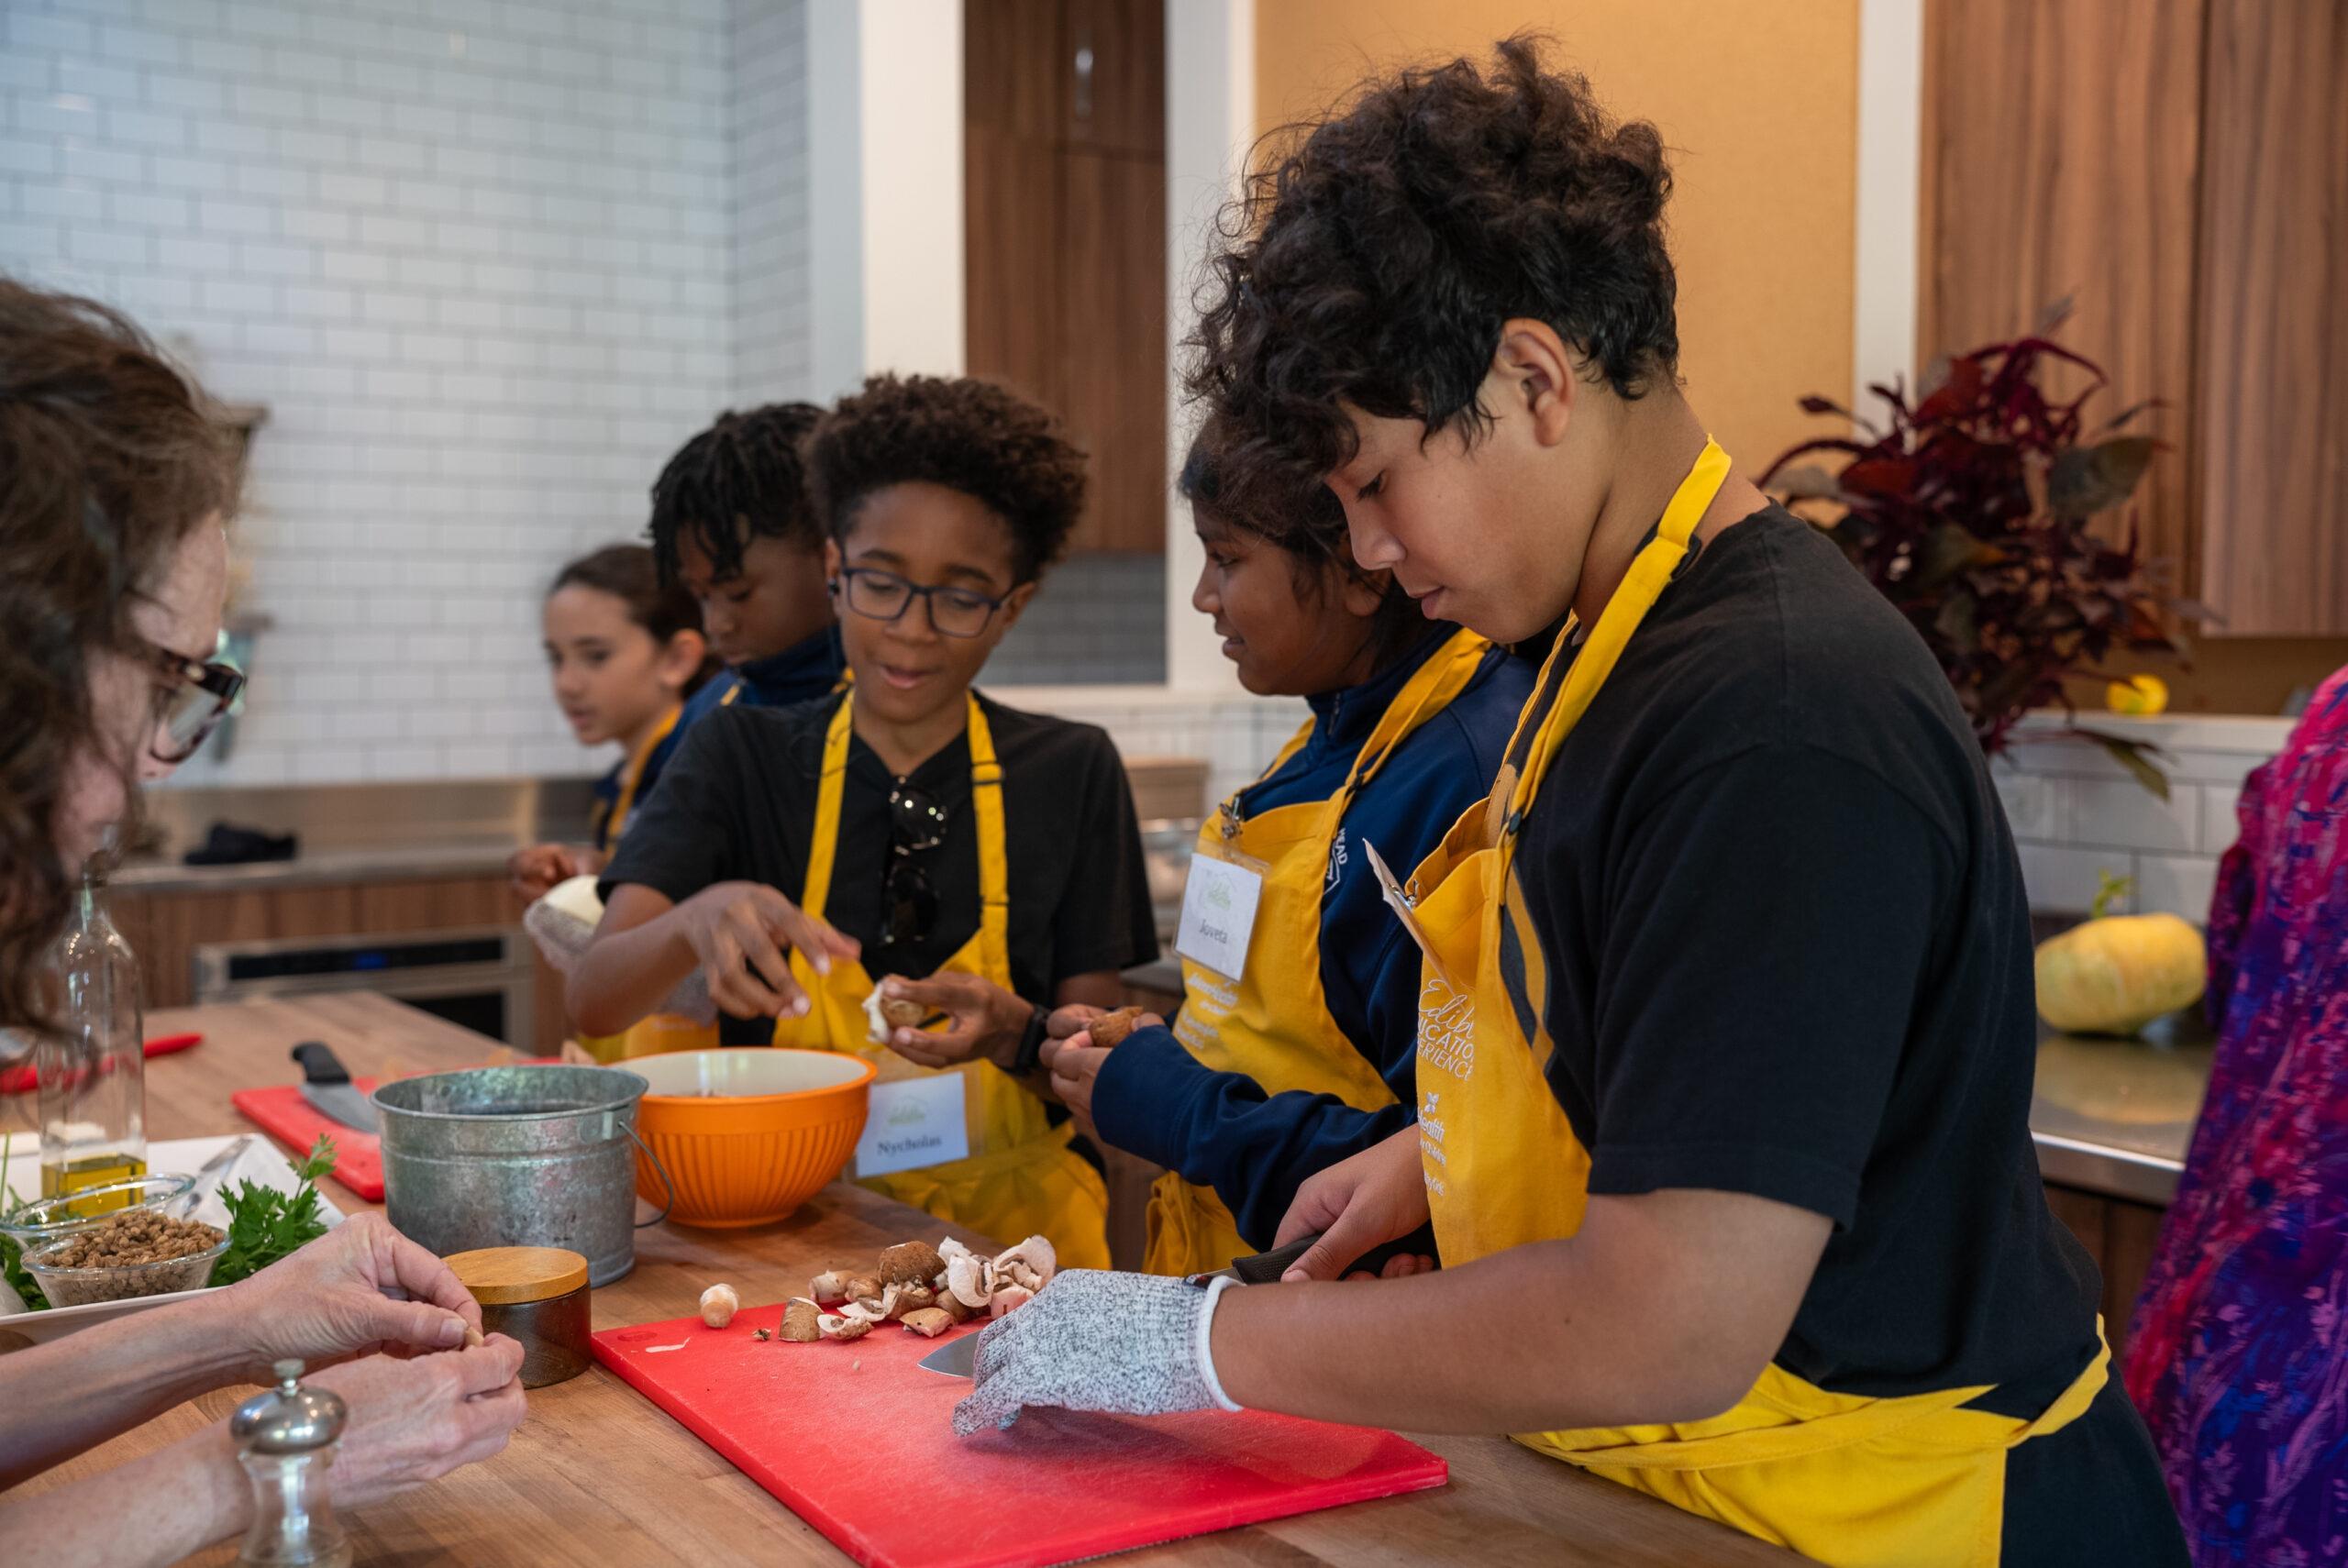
[229, 1082, 383, 1199]
[594, 1302, 1448, 1568]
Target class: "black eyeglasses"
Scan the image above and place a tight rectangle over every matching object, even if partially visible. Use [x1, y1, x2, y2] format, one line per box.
[880, 782, 949, 951]
[836, 569, 1007, 639]
[143, 642, 245, 764]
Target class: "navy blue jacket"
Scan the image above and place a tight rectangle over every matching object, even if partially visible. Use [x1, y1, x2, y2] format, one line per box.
[1090, 630, 1533, 1249]
[678, 624, 847, 724]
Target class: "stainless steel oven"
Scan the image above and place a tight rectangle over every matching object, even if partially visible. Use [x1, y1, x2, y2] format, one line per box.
[192, 926, 535, 1046]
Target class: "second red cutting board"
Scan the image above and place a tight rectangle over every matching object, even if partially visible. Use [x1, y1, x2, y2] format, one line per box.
[594, 1303, 1447, 1568]
[229, 1081, 383, 1199]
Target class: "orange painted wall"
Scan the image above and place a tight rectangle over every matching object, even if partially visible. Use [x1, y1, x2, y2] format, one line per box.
[1253, 0, 1862, 481]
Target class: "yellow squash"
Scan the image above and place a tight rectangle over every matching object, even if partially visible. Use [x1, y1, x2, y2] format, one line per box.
[2033, 875, 2206, 1036]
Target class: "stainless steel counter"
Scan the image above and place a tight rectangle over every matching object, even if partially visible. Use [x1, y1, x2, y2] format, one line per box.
[2031, 1011, 2213, 1206]
[111, 838, 526, 892]
[1118, 964, 2216, 1209]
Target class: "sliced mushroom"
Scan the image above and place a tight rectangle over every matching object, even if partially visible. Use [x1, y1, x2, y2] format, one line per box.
[994, 1234, 1058, 1286]
[780, 1297, 824, 1342]
[900, 1308, 954, 1338]
[946, 1253, 991, 1309]
[810, 1269, 858, 1301]
[989, 1284, 1035, 1318]
[936, 1291, 975, 1323]
[817, 1312, 872, 1342]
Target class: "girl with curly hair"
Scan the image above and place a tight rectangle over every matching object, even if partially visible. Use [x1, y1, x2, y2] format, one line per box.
[571, 374, 1157, 1269]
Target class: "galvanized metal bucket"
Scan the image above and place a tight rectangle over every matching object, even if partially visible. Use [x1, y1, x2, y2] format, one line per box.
[373, 1066, 674, 1286]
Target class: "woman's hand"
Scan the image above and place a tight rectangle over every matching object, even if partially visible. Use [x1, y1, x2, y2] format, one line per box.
[309, 1339, 528, 1509]
[208, 1212, 482, 1376]
[1272, 1126, 1432, 1282]
[507, 844, 583, 903]
[876, 973, 1033, 1071]
[674, 880, 859, 1020]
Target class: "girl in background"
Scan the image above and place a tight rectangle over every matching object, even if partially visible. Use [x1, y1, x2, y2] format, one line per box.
[507, 543, 715, 1060]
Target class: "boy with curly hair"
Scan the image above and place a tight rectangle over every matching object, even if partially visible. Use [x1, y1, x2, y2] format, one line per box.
[573, 375, 1157, 1269]
[955, 39, 2186, 1565]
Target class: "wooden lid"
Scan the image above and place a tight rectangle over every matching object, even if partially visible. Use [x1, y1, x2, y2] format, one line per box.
[445, 1246, 590, 1304]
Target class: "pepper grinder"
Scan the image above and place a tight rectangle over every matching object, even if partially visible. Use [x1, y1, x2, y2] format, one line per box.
[230, 1359, 353, 1568]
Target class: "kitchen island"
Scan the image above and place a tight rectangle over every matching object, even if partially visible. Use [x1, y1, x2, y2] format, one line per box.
[14, 993, 1800, 1567]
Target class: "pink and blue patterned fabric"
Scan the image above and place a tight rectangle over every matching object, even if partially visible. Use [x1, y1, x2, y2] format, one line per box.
[2127, 666, 2348, 1566]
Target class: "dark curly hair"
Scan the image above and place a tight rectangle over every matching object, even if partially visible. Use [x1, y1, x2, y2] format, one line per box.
[1187, 35, 1678, 489]
[1178, 417, 1428, 677]
[806, 374, 1087, 585]
[647, 402, 824, 587]
[0, 279, 231, 1034]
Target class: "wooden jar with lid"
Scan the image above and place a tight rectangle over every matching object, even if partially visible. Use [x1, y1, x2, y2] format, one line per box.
[446, 1246, 592, 1388]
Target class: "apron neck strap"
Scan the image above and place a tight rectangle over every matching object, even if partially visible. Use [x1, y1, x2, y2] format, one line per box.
[801, 692, 1008, 979]
[1481, 438, 1733, 847]
[966, 696, 1011, 977]
[1313, 628, 1491, 840]
[605, 701, 682, 847]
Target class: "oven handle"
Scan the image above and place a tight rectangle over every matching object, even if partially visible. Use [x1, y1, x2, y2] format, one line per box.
[625, 1124, 675, 1229]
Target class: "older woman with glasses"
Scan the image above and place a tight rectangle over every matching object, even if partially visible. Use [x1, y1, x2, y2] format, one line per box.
[570, 374, 1158, 1271]
[0, 280, 528, 1566]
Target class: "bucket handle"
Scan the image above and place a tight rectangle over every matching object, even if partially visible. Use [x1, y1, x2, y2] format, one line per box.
[626, 1125, 675, 1229]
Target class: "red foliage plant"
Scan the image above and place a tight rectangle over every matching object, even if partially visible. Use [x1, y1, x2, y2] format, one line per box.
[1763, 315, 2186, 795]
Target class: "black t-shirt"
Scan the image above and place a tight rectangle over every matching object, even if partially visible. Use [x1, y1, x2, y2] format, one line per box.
[1504, 505, 2100, 1402]
[603, 690, 1159, 1045]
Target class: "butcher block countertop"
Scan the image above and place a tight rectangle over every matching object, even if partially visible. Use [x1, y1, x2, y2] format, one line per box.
[15, 993, 1800, 1566]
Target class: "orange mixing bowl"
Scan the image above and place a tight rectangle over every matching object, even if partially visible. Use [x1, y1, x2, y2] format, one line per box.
[629, 1049, 875, 1228]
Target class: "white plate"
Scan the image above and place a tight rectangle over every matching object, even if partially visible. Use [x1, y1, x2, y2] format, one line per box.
[0, 1133, 346, 1344]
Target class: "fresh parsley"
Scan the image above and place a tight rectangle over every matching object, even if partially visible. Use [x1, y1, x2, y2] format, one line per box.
[0, 1135, 39, 1312]
[214, 1135, 338, 1287]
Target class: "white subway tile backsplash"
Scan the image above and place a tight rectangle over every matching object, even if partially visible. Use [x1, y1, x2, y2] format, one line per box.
[5, 0, 776, 787]
[2064, 778, 2204, 854]
[2133, 854, 2219, 923]
[2202, 785, 2244, 856]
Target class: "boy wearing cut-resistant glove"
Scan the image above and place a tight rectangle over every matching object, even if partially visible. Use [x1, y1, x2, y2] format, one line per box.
[951, 39, 2187, 1568]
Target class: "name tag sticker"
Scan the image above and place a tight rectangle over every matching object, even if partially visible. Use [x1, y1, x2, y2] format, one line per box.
[1174, 852, 1264, 980]
[854, 1073, 969, 1179]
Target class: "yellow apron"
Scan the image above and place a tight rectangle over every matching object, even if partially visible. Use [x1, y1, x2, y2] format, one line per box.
[771, 692, 1109, 1268]
[578, 706, 721, 1064]
[1144, 630, 1492, 1276]
[1408, 440, 2110, 1568]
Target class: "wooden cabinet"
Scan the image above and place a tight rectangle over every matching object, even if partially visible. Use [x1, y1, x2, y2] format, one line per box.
[1922, 0, 2348, 640]
[2042, 1182, 2165, 1365]
[107, 874, 568, 1058]
[965, 0, 1167, 556]
[2193, 0, 2348, 635]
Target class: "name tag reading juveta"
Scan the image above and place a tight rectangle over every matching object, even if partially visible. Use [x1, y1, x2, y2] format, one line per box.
[1174, 851, 1264, 981]
[853, 1074, 969, 1179]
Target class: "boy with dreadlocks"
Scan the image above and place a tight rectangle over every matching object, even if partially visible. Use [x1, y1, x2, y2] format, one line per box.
[656, 402, 846, 717]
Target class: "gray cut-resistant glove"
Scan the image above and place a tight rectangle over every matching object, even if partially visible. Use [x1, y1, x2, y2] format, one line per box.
[951, 1270, 1244, 1437]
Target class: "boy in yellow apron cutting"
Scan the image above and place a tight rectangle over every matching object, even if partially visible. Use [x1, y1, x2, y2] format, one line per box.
[1046, 421, 1530, 1277]
[954, 40, 2187, 1567]
[570, 375, 1157, 1270]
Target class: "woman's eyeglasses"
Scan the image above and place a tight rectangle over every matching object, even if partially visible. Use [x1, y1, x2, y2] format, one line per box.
[144, 642, 244, 764]
[836, 569, 1006, 639]
[880, 781, 949, 952]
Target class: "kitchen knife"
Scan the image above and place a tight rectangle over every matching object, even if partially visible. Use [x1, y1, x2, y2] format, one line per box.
[292, 1042, 378, 1132]
[915, 1231, 1429, 1377]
